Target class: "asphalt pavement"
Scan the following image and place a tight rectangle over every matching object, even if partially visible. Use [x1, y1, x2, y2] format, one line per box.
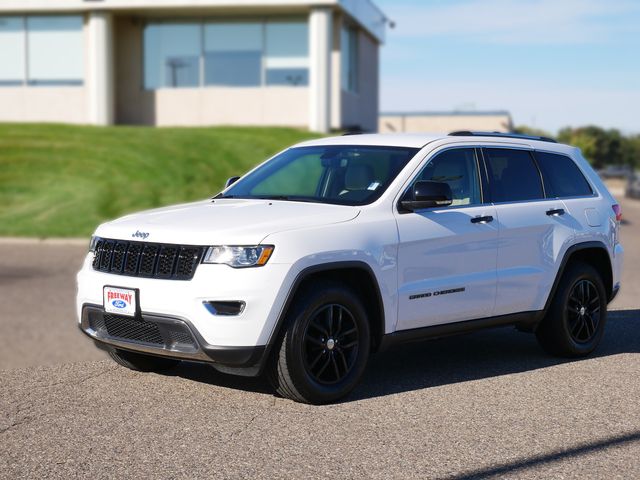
[0, 199, 639, 479]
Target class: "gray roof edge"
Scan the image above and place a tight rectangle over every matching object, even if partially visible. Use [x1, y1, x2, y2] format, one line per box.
[380, 110, 512, 117]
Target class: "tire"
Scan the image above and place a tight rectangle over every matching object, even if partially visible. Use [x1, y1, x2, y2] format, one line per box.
[108, 348, 180, 372]
[536, 262, 607, 357]
[267, 281, 371, 404]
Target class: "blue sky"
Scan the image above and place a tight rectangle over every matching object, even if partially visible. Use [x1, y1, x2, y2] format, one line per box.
[375, 0, 640, 134]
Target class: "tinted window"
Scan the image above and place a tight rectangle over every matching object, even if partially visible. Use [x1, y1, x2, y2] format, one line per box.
[416, 148, 482, 206]
[535, 151, 593, 198]
[484, 148, 544, 203]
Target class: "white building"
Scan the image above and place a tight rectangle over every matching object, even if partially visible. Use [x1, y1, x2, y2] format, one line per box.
[0, 0, 387, 132]
[379, 111, 514, 134]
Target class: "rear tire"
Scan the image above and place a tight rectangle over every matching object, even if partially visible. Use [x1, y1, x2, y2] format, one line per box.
[536, 262, 607, 357]
[267, 281, 370, 404]
[108, 349, 180, 372]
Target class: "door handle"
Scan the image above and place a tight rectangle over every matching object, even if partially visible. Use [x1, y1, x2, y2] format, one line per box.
[471, 215, 494, 224]
[546, 208, 565, 217]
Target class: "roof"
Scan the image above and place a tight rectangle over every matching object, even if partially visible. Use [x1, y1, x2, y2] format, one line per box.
[0, 0, 387, 42]
[380, 110, 512, 118]
[294, 132, 576, 153]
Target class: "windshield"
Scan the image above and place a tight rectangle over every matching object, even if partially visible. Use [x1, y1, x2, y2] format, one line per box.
[219, 145, 420, 206]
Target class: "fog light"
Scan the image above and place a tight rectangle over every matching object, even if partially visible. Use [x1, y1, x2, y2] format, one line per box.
[204, 301, 245, 316]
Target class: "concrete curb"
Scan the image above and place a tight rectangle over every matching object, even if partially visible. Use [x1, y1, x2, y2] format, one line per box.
[0, 237, 88, 246]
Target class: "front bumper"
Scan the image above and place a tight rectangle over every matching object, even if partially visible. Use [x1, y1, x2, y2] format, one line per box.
[76, 252, 295, 348]
[80, 305, 266, 375]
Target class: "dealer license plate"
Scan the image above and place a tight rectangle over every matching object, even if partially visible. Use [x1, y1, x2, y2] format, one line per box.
[103, 286, 137, 317]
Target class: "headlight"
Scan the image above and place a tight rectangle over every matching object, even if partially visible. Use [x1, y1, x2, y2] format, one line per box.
[203, 245, 274, 268]
[89, 236, 100, 252]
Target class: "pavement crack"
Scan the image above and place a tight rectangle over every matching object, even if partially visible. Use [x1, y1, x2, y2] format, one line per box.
[229, 410, 262, 440]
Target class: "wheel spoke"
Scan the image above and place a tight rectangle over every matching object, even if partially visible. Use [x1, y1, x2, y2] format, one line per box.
[316, 355, 332, 377]
[308, 320, 328, 337]
[336, 348, 349, 372]
[572, 317, 585, 337]
[326, 306, 334, 336]
[340, 340, 358, 349]
[331, 355, 340, 380]
[309, 351, 324, 369]
[305, 334, 324, 348]
[335, 307, 343, 337]
[339, 327, 357, 339]
[585, 313, 597, 337]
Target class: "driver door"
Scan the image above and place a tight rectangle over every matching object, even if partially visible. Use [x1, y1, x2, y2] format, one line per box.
[394, 147, 498, 330]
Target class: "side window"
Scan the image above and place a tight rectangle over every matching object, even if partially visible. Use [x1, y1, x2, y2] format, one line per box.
[416, 148, 482, 206]
[484, 148, 544, 203]
[535, 151, 593, 198]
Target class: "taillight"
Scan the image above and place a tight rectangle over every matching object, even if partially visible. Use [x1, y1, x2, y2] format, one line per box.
[612, 204, 622, 222]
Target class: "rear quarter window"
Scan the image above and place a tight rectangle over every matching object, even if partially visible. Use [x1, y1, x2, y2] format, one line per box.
[534, 151, 593, 198]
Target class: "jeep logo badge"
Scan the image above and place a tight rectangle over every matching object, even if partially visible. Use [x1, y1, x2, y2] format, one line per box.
[132, 230, 150, 239]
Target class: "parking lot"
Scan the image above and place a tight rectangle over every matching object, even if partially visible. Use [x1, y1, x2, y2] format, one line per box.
[1, 200, 638, 479]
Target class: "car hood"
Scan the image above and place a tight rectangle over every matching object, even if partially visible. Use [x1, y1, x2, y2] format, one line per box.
[94, 198, 360, 245]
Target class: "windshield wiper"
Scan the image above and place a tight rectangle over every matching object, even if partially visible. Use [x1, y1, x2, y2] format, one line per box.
[213, 194, 319, 203]
[254, 195, 317, 203]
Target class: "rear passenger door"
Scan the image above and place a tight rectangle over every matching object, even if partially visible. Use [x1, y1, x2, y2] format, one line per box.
[483, 147, 575, 316]
[534, 150, 597, 232]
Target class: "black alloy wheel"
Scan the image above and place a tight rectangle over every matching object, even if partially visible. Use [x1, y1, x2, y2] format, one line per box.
[566, 279, 602, 343]
[303, 304, 359, 385]
[268, 281, 371, 404]
[536, 262, 607, 357]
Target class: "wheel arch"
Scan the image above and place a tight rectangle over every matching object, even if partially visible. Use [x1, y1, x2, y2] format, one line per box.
[265, 261, 386, 364]
[546, 241, 614, 312]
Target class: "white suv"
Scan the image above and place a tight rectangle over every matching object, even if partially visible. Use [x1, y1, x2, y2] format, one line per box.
[77, 131, 624, 404]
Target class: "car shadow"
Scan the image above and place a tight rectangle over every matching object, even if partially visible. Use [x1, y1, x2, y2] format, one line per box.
[162, 309, 640, 402]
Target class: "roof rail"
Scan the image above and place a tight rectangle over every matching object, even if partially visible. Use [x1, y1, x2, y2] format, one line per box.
[448, 131, 557, 143]
[342, 131, 364, 136]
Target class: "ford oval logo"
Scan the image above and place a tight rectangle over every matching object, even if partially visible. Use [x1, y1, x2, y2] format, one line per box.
[112, 299, 127, 309]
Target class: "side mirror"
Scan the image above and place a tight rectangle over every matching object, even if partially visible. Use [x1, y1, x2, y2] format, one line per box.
[401, 181, 453, 211]
[225, 176, 240, 188]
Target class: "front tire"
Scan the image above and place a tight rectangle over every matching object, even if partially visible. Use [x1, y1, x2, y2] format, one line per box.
[108, 348, 180, 372]
[536, 262, 607, 357]
[268, 281, 371, 404]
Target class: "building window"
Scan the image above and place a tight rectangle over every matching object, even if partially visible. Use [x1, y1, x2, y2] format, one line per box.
[143, 23, 200, 89]
[341, 25, 358, 93]
[204, 22, 262, 87]
[265, 21, 309, 86]
[143, 19, 309, 90]
[0, 15, 84, 87]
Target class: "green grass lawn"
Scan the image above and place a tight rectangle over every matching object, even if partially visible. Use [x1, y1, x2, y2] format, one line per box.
[0, 124, 320, 237]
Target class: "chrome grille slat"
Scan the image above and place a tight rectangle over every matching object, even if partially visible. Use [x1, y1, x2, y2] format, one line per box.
[92, 238, 204, 280]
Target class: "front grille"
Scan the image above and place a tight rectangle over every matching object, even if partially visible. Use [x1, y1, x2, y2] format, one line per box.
[88, 310, 198, 352]
[92, 238, 204, 280]
[103, 313, 164, 345]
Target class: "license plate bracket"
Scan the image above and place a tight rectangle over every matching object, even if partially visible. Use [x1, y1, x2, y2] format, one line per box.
[103, 286, 138, 317]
